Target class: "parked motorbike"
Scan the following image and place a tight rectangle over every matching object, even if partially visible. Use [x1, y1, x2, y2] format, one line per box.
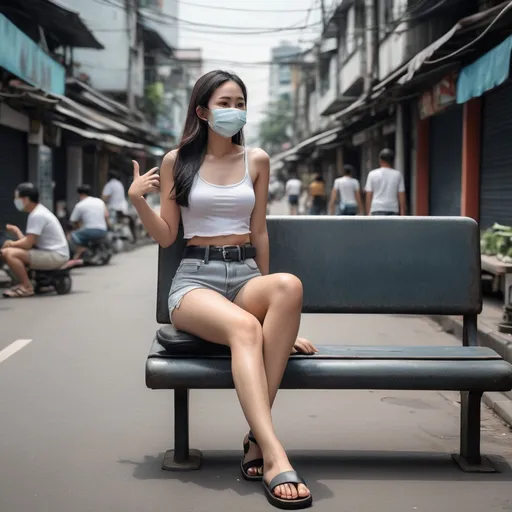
[81, 235, 114, 266]
[32, 267, 72, 295]
[1, 259, 72, 296]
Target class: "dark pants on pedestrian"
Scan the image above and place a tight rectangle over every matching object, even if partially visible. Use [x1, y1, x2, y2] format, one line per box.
[310, 196, 327, 215]
[339, 204, 358, 216]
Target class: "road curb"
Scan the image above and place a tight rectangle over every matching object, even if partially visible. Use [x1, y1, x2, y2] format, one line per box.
[430, 315, 512, 428]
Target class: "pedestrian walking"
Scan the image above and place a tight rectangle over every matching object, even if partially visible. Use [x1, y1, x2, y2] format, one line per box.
[365, 148, 406, 216]
[308, 174, 327, 215]
[329, 165, 364, 215]
[285, 172, 302, 216]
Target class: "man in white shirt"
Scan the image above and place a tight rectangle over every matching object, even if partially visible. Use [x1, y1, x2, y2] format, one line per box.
[1, 183, 69, 298]
[329, 165, 364, 215]
[69, 185, 109, 263]
[102, 170, 128, 217]
[365, 149, 406, 216]
[102, 170, 137, 242]
[285, 172, 303, 216]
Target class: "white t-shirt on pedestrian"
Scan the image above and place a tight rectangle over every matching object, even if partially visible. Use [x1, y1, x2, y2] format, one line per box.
[334, 176, 360, 206]
[26, 204, 70, 258]
[285, 178, 302, 197]
[70, 196, 108, 231]
[102, 178, 127, 213]
[365, 167, 405, 213]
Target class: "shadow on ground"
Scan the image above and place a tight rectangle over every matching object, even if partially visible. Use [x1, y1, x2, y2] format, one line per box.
[119, 450, 512, 502]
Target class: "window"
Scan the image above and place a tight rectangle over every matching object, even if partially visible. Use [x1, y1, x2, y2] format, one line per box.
[319, 57, 331, 95]
[383, 0, 394, 27]
[278, 64, 291, 85]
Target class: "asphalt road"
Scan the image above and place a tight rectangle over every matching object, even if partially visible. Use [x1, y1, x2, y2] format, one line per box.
[1, 244, 512, 512]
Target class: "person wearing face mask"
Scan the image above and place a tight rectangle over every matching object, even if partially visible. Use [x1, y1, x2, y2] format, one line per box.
[128, 70, 315, 509]
[1, 183, 69, 298]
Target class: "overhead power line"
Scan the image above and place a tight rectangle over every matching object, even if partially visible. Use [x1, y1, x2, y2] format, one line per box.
[425, 0, 512, 64]
[177, 0, 322, 13]
[89, 0, 322, 34]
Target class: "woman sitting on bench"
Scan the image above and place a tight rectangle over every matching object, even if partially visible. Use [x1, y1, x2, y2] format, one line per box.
[129, 70, 315, 509]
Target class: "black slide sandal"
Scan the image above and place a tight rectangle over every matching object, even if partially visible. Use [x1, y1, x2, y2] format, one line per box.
[263, 470, 313, 510]
[240, 432, 264, 481]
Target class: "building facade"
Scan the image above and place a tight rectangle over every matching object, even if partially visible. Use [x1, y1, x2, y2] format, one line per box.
[272, 0, 512, 224]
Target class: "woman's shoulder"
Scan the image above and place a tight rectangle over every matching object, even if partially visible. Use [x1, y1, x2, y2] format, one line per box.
[246, 147, 270, 164]
[162, 149, 178, 164]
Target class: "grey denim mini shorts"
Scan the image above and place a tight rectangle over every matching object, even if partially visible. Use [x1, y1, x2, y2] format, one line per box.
[168, 257, 262, 322]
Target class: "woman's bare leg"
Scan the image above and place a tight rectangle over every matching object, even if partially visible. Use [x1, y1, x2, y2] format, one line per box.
[235, 273, 303, 406]
[234, 273, 304, 479]
[172, 288, 309, 500]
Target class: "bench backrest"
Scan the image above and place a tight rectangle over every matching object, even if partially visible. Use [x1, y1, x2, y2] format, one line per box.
[156, 216, 482, 323]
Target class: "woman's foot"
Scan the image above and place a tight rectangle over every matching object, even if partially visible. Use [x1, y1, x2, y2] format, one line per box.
[264, 457, 310, 501]
[291, 337, 318, 355]
[241, 432, 264, 479]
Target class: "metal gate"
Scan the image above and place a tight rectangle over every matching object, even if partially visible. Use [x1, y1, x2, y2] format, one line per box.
[429, 104, 463, 216]
[0, 125, 27, 228]
[480, 81, 512, 229]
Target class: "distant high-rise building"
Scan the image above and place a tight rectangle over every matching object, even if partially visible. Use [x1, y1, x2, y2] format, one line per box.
[268, 41, 301, 106]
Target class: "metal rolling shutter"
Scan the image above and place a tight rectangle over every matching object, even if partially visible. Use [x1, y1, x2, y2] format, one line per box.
[429, 104, 463, 216]
[0, 125, 27, 228]
[480, 81, 512, 229]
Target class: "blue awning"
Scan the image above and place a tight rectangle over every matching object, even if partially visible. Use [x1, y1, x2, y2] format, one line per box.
[457, 34, 512, 104]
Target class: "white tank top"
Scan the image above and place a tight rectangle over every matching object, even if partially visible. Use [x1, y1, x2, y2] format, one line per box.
[181, 148, 256, 240]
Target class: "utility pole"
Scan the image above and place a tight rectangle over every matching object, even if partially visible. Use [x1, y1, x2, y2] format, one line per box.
[364, 0, 378, 95]
[320, 0, 326, 31]
[126, 0, 138, 112]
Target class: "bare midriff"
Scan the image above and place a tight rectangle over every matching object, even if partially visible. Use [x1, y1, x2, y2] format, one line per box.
[186, 233, 251, 247]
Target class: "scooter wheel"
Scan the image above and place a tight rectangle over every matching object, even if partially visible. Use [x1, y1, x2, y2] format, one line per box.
[54, 275, 72, 295]
[100, 252, 112, 265]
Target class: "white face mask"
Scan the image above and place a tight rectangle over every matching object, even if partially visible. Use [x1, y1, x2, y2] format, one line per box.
[14, 198, 25, 212]
[208, 108, 247, 138]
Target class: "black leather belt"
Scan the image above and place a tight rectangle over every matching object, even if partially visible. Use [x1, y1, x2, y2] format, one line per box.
[183, 244, 256, 262]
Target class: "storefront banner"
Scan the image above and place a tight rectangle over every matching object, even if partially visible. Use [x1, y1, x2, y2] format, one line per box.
[0, 13, 65, 95]
[419, 73, 457, 119]
[457, 34, 512, 104]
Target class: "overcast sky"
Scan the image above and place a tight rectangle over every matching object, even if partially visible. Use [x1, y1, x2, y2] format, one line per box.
[179, 0, 331, 141]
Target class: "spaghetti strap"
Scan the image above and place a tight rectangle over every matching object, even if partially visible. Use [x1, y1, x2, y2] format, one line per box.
[244, 147, 249, 176]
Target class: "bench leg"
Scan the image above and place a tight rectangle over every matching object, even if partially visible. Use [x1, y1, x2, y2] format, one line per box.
[162, 388, 202, 471]
[452, 391, 496, 473]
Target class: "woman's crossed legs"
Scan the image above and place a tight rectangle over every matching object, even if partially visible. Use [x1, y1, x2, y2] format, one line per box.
[171, 272, 309, 502]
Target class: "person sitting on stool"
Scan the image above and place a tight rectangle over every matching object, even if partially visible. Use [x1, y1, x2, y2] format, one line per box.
[1, 183, 69, 298]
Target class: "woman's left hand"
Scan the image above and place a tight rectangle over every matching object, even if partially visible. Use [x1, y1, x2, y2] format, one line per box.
[291, 337, 318, 355]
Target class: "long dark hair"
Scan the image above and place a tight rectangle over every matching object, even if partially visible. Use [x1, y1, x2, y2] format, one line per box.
[172, 70, 248, 207]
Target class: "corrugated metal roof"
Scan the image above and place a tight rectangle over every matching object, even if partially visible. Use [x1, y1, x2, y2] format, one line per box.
[54, 121, 145, 149]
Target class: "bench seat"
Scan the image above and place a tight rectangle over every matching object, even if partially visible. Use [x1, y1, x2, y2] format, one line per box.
[147, 217, 512, 473]
[146, 326, 512, 391]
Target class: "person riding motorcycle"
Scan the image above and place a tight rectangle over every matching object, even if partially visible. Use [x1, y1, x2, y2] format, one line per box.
[67, 185, 109, 266]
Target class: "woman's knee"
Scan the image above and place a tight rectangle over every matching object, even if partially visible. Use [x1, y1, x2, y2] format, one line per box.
[228, 313, 263, 349]
[273, 273, 303, 304]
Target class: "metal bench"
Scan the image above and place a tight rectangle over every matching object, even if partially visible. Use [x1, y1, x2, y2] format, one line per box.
[146, 216, 512, 473]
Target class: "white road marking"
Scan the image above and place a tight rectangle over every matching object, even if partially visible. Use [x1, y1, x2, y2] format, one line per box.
[0, 339, 33, 364]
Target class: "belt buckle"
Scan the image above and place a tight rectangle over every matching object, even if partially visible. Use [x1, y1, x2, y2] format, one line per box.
[221, 245, 241, 261]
